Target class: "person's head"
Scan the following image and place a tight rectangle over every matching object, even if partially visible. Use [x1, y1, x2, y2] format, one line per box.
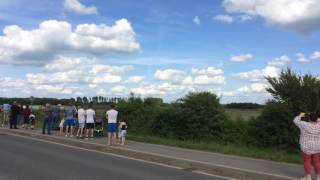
[310, 112, 318, 122]
[89, 104, 93, 109]
[110, 103, 115, 109]
[78, 105, 82, 109]
[23, 105, 26, 109]
[13, 101, 17, 105]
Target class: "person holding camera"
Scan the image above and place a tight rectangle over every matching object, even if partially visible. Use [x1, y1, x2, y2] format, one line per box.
[294, 112, 320, 180]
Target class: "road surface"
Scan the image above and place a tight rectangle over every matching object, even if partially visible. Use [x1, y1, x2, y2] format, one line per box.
[0, 133, 227, 180]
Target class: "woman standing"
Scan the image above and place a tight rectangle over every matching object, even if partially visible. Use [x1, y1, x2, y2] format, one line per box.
[22, 105, 31, 129]
[294, 112, 320, 180]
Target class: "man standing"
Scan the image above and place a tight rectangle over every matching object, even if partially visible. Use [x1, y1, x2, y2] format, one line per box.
[52, 104, 61, 130]
[106, 104, 118, 145]
[42, 104, 53, 135]
[64, 103, 75, 137]
[85, 104, 95, 139]
[10, 102, 20, 129]
[2, 103, 10, 127]
[76, 105, 86, 138]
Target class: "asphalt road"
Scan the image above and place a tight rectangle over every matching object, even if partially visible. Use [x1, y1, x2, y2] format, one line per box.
[0, 133, 225, 180]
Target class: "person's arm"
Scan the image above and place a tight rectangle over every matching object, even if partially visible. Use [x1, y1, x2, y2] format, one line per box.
[293, 113, 309, 129]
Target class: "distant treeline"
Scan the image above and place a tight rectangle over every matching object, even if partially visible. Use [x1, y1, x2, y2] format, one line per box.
[224, 103, 264, 109]
[0, 96, 125, 106]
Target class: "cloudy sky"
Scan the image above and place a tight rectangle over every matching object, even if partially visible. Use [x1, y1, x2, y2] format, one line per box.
[0, 0, 319, 103]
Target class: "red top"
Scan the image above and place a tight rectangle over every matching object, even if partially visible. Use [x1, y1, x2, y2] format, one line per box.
[22, 108, 31, 119]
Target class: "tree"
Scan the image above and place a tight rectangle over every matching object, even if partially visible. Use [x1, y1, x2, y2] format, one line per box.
[266, 68, 320, 114]
[251, 68, 320, 149]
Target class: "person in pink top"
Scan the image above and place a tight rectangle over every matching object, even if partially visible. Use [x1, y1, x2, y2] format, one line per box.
[294, 112, 320, 180]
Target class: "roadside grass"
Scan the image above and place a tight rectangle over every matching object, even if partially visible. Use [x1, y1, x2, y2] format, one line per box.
[127, 133, 302, 164]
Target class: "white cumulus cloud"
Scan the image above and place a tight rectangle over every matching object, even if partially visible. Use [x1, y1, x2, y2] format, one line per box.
[0, 19, 140, 65]
[310, 51, 320, 59]
[124, 76, 145, 84]
[268, 55, 290, 67]
[234, 66, 280, 82]
[154, 69, 187, 83]
[296, 53, 309, 63]
[223, 0, 320, 33]
[230, 53, 253, 62]
[64, 0, 97, 15]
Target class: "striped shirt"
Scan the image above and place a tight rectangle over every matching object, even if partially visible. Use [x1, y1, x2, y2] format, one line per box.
[294, 116, 320, 154]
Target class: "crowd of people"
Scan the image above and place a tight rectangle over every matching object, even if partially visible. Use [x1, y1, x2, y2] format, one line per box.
[0, 102, 127, 146]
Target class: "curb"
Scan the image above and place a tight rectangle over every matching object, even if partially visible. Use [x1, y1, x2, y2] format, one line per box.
[0, 129, 296, 180]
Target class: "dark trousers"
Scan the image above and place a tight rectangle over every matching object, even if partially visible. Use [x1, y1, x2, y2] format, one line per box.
[42, 117, 52, 134]
[10, 115, 18, 129]
[52, 115, 60, 130]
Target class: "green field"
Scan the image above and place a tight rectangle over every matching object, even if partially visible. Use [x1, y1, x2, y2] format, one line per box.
[225, 108, 262, 121]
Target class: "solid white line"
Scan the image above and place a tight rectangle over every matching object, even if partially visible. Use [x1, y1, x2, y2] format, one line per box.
[193, 170, 238, 180]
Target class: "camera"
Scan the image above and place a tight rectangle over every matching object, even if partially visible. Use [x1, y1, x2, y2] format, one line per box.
[301, 113, 310, 122]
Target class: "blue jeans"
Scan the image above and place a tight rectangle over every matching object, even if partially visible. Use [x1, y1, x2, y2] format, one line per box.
[42, 117, 52, 134]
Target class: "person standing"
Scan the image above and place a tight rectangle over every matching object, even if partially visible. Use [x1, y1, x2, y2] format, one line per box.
[106, 104, 118, 145]
[42, 104, 53, 135]
[64, 103, 75, 137]
[52, 104, 61, 130]
[76, 105, 86, 138]
[1, 103, 10, 127]
[10, 101, 20, 129]
[85, 104, 95, 139]
[22, 105, 31, 129]
[294, 112, 320, 180]
[118, 119, 127, 145]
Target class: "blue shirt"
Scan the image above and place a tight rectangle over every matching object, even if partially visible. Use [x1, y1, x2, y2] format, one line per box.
[2, 104, 10, 113]
[64, 106, 74, 120]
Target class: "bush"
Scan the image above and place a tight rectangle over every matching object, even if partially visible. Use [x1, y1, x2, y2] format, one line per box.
[169, 92, 229, 141]
[248, 101, 299, 149]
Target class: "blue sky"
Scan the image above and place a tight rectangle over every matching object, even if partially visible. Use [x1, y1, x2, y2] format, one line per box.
[0, 0, 319, 103]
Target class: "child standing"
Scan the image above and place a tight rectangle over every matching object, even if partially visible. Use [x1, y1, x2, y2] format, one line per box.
[59, 118, 65, 136]
[29, 113, 36, 130]
[118, 120, 127, 145]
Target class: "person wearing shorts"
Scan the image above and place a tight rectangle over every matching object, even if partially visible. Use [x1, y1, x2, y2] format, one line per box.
[85, 105, 95, 139]
[106, 104, 118, 145]
[76, 106, 86, 138]
[118, 120, 127, 145]
[64, 104, 75, 138]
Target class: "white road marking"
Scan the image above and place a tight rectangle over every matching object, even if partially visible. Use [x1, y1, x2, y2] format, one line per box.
[193, 170, 237, 180]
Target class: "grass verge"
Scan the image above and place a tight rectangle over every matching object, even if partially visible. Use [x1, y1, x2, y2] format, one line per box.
[127, 133, 302, 164]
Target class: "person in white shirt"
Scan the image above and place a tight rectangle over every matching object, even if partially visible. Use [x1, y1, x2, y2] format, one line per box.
[106, 104, 118, 145]
[76, 106, 86, 138]
[85, 104, 95, 139]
